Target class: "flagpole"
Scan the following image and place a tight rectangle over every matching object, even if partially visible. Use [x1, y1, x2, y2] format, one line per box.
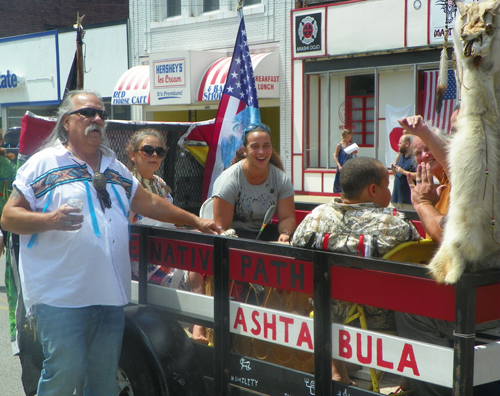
[75, 12, 85, 90]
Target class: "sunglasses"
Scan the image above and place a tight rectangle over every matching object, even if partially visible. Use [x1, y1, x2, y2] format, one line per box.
[137, 145, 166, 158]
[244, 123, 271, 134]
[69, 107, 108, 121]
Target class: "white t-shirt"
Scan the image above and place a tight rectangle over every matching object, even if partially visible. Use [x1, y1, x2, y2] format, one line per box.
[213, 162, 294, 233]
[14, 142, 138, 311]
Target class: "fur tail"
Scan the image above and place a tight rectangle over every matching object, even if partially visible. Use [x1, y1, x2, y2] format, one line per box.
[436, 29, 449, 114]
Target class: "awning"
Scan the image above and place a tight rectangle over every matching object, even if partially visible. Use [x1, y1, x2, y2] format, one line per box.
[197, 52, 279, 101]
[112, 65, 150, 105]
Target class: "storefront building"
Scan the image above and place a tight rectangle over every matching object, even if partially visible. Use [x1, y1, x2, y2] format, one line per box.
[291, 0, 456, 195]
[122, 0, 292, 173]
[0, 20, 128, 133]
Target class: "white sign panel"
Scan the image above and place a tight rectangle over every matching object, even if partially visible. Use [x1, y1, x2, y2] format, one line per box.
[430, 0, 478, 45]
[151, 56, 188, 104]
[149, 51, 224, 106]
[231, 302, 454, 387]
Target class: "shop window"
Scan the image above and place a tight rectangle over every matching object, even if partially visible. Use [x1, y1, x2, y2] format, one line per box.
[304, 72, 375, 170]
[244, 0, 261, 5]
[344, 74, 374, 147]
[204, 0, 219, 12]
[167, 0, 181, 17]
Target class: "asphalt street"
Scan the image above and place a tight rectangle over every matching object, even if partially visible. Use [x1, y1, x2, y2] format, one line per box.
[0, 253, 25, 396]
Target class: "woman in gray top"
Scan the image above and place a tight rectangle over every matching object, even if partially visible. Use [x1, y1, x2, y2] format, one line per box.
[212, 123, 296, 242]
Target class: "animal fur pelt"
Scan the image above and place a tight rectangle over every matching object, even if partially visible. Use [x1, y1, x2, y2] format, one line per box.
[436, 28, 449, 114]
[429, 0, 500, 284]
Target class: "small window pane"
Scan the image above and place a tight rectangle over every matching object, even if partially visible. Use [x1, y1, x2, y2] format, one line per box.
[167, 0, 181, 17]
[352, 122, 363, 133]
[366, 109, 374, 120]
[204, 0, 219, 12]
[352, 110, 363, 121]
[352, 97, 363, 108]
[351, 134, 362, 145]
[347, 75, 374, 96]
[366, 133, 374, 145]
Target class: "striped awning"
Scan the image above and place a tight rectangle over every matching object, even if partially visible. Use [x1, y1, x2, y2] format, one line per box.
[197, 52, 279, 101]
[112, 65, 150, 105]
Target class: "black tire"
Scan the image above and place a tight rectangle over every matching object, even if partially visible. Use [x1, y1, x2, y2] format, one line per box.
[118, 338, 163, 396]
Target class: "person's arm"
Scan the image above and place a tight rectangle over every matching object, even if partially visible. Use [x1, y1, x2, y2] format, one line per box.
[407, 163, 446, 243]
[212, 196, 234, 232]
[393, 164, 417, 181]
[187, 271, 209, 344]
[333, 144, 342, 169]
[1, 186, 84, 234]
[276, 195, 296, 242]
[398, 115, 450, 177]
[131, 186, 218, 234]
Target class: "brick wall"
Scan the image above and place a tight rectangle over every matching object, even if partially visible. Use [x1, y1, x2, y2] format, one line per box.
[0, 0, 129, 38]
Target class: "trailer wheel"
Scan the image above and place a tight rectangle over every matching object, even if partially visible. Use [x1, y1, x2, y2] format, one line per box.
[118, 339, 163, 396]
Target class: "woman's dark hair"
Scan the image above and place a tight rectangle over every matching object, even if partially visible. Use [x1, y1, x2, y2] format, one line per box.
[125, 129, 166, 170]
[230, 127, 284, 171]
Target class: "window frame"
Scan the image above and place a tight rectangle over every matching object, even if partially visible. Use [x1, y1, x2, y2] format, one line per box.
[166, 0, 182, 18]
[203, 0, 220, 13]
[344, 75, 375, 148]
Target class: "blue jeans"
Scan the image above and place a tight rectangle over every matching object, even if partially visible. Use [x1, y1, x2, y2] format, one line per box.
[33, 304, 125, 396]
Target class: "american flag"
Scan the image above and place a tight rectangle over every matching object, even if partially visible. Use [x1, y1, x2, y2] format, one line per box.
[202, 8, 261, 200]
[422, 69, 457, 134]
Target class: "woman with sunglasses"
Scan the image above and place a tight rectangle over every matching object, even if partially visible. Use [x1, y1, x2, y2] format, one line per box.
[125, 129, 208, 343]
[212, 123, 296, 242]
[126, 129, 172, 222]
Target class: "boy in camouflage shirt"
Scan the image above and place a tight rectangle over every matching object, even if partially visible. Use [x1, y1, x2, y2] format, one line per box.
[292, 157, 420, 384]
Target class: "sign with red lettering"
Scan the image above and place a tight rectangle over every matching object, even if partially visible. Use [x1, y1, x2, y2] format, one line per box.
[229, 249, 313, 293]
[146, 236, 213, 274]
[230, 302, 453, 387]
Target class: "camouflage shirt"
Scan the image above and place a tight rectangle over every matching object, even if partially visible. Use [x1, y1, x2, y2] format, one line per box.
[292, 198, 421, 330]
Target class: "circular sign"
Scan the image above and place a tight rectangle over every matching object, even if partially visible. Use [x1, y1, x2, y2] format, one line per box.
[298, 16, 318, 46]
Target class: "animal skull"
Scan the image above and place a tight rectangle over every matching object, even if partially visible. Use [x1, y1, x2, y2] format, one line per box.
[456, 0, 500, 57]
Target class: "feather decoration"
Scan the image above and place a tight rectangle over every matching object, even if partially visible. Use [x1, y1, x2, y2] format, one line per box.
[436, 28, 449, 114]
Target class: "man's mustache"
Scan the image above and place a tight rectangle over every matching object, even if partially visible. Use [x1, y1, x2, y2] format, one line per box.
[85, 123, 105, 136]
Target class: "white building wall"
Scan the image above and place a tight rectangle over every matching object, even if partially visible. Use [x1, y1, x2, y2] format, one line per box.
[128, 0, 295, 176]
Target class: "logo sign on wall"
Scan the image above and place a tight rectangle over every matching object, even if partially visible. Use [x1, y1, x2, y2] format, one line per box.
[292, 8, 326, 58]
[429, 0, 477, 45]
[150, 55, 189, 104]
[295, 13, 322, 54]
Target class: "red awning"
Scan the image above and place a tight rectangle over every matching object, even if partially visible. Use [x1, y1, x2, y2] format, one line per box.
[197, 52, 279, 101]
[112, 65, 150, 105]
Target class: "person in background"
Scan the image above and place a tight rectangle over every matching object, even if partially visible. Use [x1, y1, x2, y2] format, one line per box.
[125, 129, 208, 344]
[390, 134, 416, 210]
[292, 157, 420, 385]
[1, 90, 219, 396]
[212, 122, 296, 242]
[0, 131, 17, 253]
[0, 128, 18, 371]
[333, 128, 356, 193]
[397, 116, 452, 242]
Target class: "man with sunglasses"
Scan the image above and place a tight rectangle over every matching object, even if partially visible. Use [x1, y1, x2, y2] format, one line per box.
[1, 89, 219, 396]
